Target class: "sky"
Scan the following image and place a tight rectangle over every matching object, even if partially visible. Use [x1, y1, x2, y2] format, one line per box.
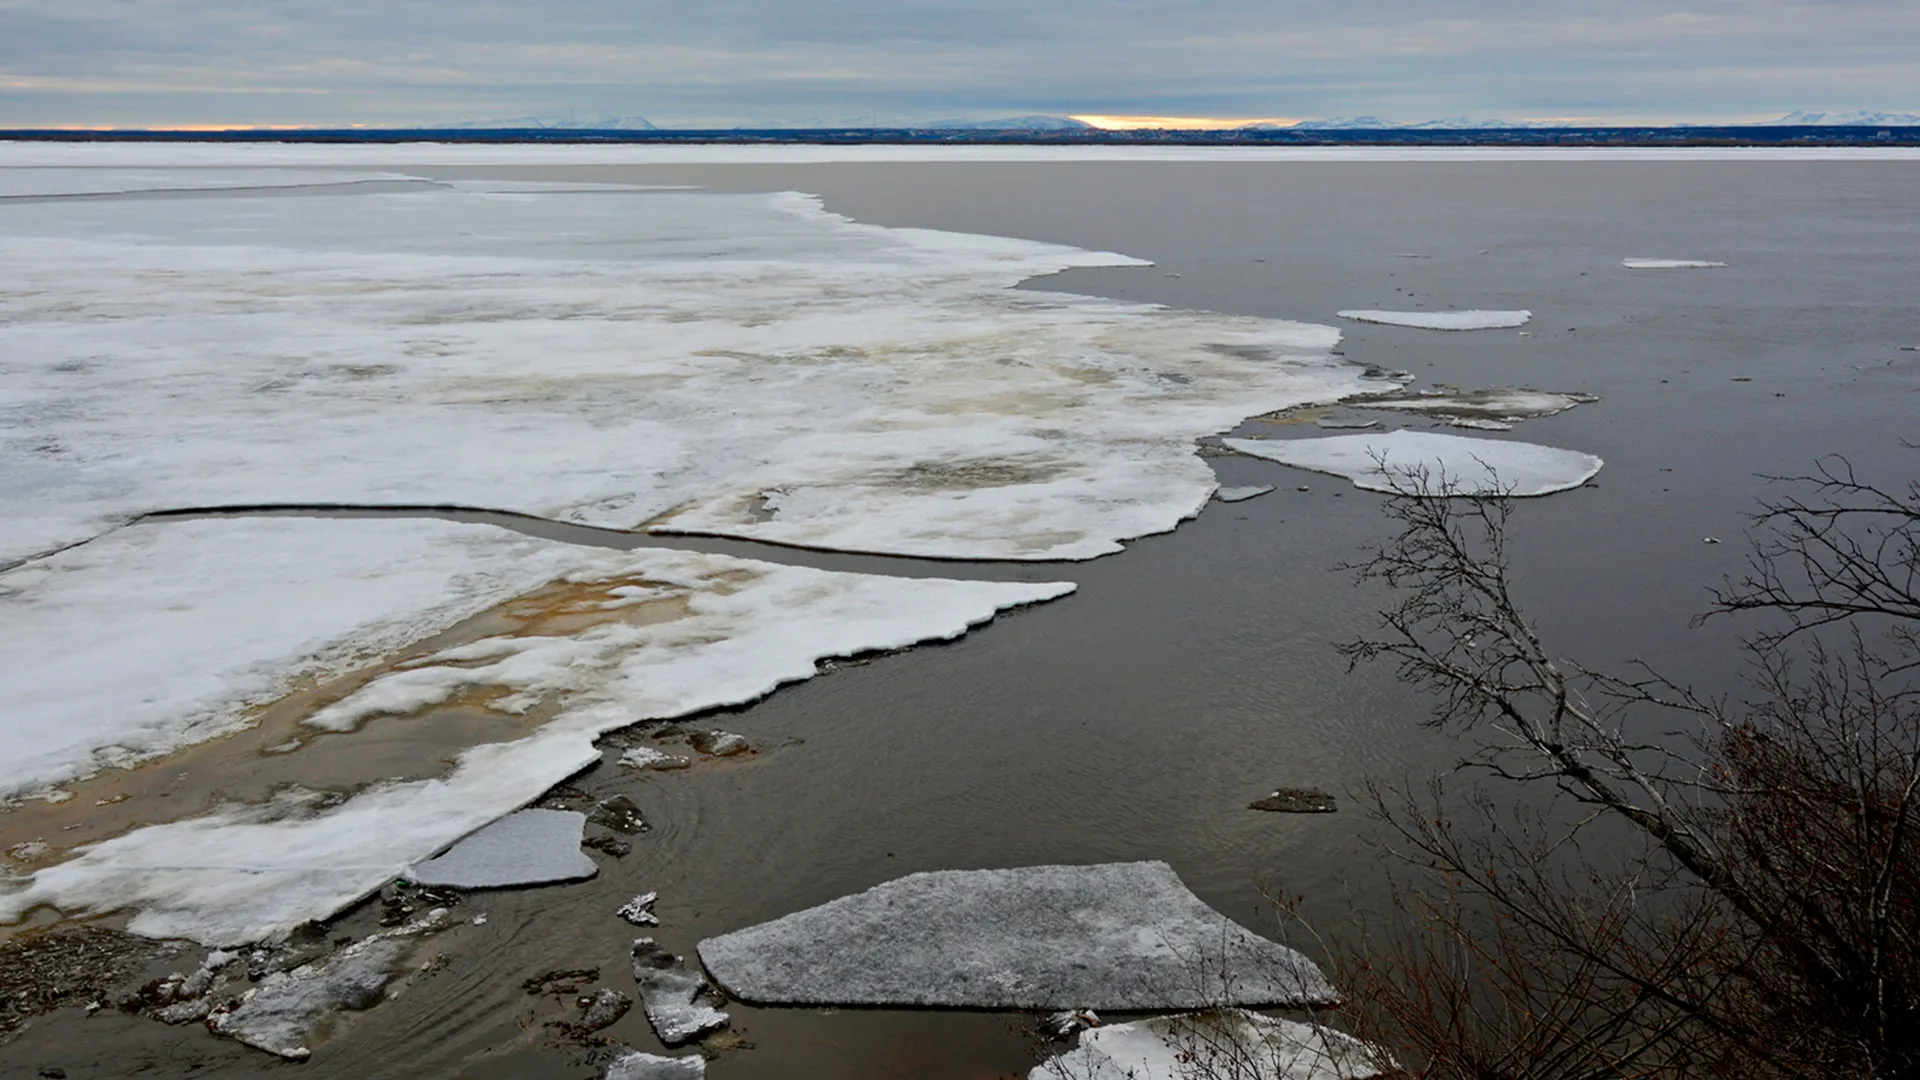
[2, 0, 1916, 129]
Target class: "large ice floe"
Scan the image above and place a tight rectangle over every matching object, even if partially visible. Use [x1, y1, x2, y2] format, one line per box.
[1336, 309, 1531, 331]
[1, 172, 1369, 567]
[1223, 430, 1602, 497]
[0, 518, 1071, 944]
[697, 861, 1337, 1010]
[1031, 1009, 1387, 1080]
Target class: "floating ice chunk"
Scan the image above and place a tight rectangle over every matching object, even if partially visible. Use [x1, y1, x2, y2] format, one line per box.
[1623, 258, 1726, 269]
[697, 861, 1336, 1010]
[1030, 1009, 1387, 1080]
[606, 1049, 707, 1080]
[618, 892, 660, 926]
[1337, 309, 1531, 330]
[1215, 485, 1275, 503]
[406, 809, 597, 889]
[1316, 417, 1379, 429]
[576, 987, 634, 1032]
[1223, 430, 1602, 497]
[0, 546, 1070, 945]
[208, 911, 452, 1060]
[620, 746, 691, 771]
[631, 938, 730, 1044]
[1353, 388, 1595, 420]
[1450, 418, 1514, 431]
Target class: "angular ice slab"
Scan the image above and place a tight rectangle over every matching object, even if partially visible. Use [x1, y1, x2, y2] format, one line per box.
[1223, 430, 1601, 497]
[1353, 388, 1595, 420]
[1337, 309, 1531, 330]
[631, 939, 730, 1044]
[697, 861, 1336, 1010]
[607, 1050, 706, 1080]
[1030, 1009, 1386, 1080]
[405, 809, 597, 889]
[1623, 258, 1726, 269]
[1215, 485, 1275, 503]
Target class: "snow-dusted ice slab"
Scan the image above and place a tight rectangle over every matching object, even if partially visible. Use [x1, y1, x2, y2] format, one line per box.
[1031, 1009, 1386, 1080]
[405, 809, 596, 889]
[0, 517, 593, 798]
[1223, 430, 1601, 497]
[697, 861, 1337, 1010]
[1623, 257, 1726, 269]
[1, 181, 1367, 566]
[1337, 309, 1531, 331]
[0, 542, 1071, 944]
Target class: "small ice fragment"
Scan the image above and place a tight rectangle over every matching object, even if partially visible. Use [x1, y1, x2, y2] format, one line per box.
[6, 841, 49, 861]
[1354, 388, 1594, 420]
[1316, 417, 1379, 429]
[1029, 1008, 1387, 1080]
[1450, 418, 1513, 431]
[618, 892, 661, 926]
[697, 861, 1335, 1010]
[1215, 485, 1274, 504]
[405, 809, 597, 889]
[1337, 309, 1531, 331]
[1223, 430, 1602, 498]
[1393, 253, 1432, 258]
[1622, 258, 1726, 269]
[589, 795, 649, 835]
[620, 746, 691, 771]
[1249, 788, 1338, 813]
[1704, 537, 1721, 544]
[631, 939, 730, 1044]
[606, 1049, 707, 1080]
[1050, 1008, 1100, 1035]
[577, 987, 634, 1032]
[688, 730, 751, 757]
[471, 914, 488, 926]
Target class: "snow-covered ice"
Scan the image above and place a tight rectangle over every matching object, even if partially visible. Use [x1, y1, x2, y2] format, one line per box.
[1, 177, 1367, 567]
[1623, 257, 1727, 269]
[1030, 1009, 1387, 1080]
[697, 861, 1337, 1010]
[607, 1050, 706, 1080]
[1223, 430, 1602, 497]
[631, 938, 730, 1044]
[1353, 388, 1595, 420]
[405, 809, 597, 889]
[0, 167, 420, 198]
[0, 517, 597, 798]
[1337, 309, 1531, 331]
[0, 537, 1071, 944]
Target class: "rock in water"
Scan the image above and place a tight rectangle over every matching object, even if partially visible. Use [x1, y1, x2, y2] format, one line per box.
[697, 861, 1336, 1010]
[1250, 789, 1338, 814]
[1030, 1008, 1387, 1080]
[606, 1049, 706, 1079]
[577, 988, 633, 1032]
[688, 730, 751, 756]
[208, 912, 451, 1059]
[406, 809, 597, 889]
[631, 939, 730, 1044]
[589, 796, 649, 835]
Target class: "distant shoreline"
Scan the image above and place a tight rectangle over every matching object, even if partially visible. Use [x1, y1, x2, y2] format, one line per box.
[4, 125, 1918, 147]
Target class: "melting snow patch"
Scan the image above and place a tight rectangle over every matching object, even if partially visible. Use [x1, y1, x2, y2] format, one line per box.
[606, 1049, 707, 1080]
[1030, 1009, 1387, 1080]
[1623, 258, 1726, 269]
[405, 809, 597, 889]
[1215, 485, 1275, 503]
[697, 861, 1336, 1010]
[631, 938, 730, 1044]
[1337, 309, 1531, 331]
[1222, 430, 1601, 497]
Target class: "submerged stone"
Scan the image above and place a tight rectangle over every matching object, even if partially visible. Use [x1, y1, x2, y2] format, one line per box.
[697, 861, 1336, 1010]
[406, 809, 597, 890]
[1030, 1009, 1387, 1080]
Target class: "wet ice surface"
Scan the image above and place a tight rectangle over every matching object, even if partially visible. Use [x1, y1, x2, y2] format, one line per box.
[0, 167, 421, 198]
[1, 181, 1366, 567]
[1623, 257, 1727, 269]
[630, 938, 730, 1044]
[1223, 430, 1603, 497]
[1030, 1009, 1386, 1080]
[1353, 388, 1596, 420]
[0, 534, 1070, 944]
[1215, 485, 1275, 503]
[1336, 309, 1532, 330]
[697, 861, 1337, 1010]
[606, 1049, 706, 1080]
[404, 809, 597, 889]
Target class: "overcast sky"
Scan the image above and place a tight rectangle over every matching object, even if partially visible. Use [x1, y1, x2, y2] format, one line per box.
[3, 0, 1915, 128]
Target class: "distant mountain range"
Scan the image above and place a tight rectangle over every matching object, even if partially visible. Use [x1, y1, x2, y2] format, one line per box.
[440, 115, 659, 130]
[920, 115, 1093, 131]
[1765, 110, 1920, 126]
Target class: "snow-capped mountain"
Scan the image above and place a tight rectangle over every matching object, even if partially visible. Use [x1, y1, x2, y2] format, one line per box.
[1768, 110, 1920, 126]
[1288, 116, 1547, 130]
[920, 115, 1093, 131]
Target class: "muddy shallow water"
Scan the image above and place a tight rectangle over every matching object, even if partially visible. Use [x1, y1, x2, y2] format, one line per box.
[1, 158, 1915, 1078]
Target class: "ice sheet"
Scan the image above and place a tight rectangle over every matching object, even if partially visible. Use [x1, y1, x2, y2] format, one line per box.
[697, 861, 1337, 1010]
[1623, 257, 1727, 269]
[0, 531, 1072, 944]
[1336, 309, 1531, 330]
[1223, 430, 1602, 497]
[0, 182, 1366, 566]
[1353, 388, 1595, 419]
[0, 517, 593, 798]
[404, 809, 597, 889]
[1030, 1009, 1386, 1080]
[0, 167, 420, 198]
